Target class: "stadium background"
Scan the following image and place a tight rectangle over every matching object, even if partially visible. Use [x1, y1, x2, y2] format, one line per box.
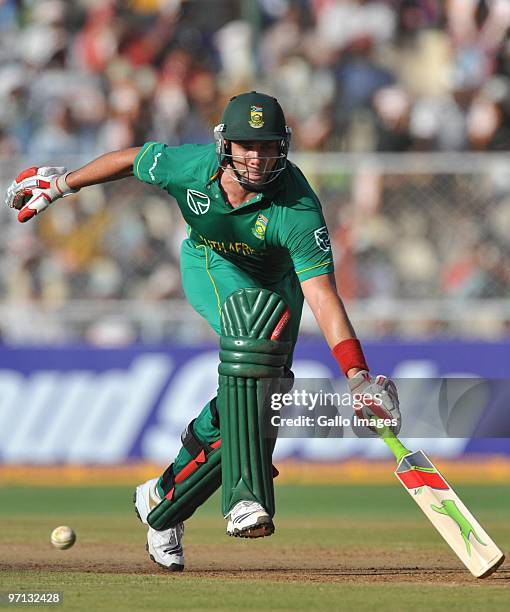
[1, 2, 510, 607]
[1, 0, 510, 468]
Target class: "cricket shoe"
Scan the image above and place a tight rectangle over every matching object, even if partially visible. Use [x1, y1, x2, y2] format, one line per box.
[134, 478, 185, 571]
[226, 501, 274, 538]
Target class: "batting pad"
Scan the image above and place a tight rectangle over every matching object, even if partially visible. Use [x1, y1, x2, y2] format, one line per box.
[147, 441, 222, 530]
[218, 288, 291, 517]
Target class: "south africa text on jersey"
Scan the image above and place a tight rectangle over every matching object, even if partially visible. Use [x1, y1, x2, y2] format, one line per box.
[198, 235, 257, 256]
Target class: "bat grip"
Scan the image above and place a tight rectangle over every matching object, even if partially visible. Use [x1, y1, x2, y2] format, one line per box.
[378, 426, 411, 463]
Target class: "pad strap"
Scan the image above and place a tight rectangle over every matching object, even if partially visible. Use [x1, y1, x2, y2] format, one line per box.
[210, 397, 220, 428]
[181, 419, 216, 458]
[159, 418, 218, 496]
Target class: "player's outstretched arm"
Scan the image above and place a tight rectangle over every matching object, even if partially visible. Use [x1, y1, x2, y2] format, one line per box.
[301, 273, 401, 433]
[65, 147, 141, 189]
[5, 147, 141, 223]
[301, 273, 357, 366]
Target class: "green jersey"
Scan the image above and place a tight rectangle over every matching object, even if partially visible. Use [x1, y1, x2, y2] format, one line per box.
[133, 142, 334, 285]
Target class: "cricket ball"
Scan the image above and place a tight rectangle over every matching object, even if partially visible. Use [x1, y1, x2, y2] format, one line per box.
[50, 525, 76, 550]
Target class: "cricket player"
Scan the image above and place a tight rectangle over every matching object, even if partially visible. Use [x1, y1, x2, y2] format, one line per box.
[5, 92, 400, 572]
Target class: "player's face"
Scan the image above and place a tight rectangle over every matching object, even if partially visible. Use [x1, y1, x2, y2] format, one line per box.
[229, 140, 280, 185]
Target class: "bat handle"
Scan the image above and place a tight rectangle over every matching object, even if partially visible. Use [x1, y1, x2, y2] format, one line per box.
[378, 426, 412, 463]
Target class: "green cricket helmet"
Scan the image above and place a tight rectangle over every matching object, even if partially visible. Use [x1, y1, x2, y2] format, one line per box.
[214, 91, 292, 189]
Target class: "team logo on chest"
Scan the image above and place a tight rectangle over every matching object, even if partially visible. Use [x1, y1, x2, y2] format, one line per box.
[252, 213, 268, 240]
[314, 226, 331, 251]
[249, 105, 264, 128]
[187, 189, 210, 215]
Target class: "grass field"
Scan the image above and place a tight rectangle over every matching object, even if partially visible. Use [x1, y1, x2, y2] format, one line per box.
[0, 483, 508, 611]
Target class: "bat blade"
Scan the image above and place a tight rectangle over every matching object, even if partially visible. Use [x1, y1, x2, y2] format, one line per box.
[395, 450, 505, 578]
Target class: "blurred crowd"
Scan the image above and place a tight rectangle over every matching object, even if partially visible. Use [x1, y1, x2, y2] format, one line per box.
[327, 165, 510, 300]
[2, 0, 510, 155]
[1, 0, 510, 343]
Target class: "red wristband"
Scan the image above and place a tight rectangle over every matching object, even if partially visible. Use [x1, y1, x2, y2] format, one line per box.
[332, 338, 369, 377]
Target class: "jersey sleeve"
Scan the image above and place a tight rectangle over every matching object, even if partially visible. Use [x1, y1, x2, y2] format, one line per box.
[133, 141, 174, 190]
[279, 202, 335, 282]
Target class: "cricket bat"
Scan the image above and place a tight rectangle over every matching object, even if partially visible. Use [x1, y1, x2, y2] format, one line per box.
[380, 427, 505, 578]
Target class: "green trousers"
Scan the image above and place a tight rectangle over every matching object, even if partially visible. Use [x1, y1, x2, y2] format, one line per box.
[157, 239, 303, 495]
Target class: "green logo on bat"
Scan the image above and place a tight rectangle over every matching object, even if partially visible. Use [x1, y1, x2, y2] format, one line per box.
[431, 499, 487, 556]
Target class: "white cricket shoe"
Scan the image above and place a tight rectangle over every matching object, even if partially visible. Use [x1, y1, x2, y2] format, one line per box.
[146, 524, 184, 571]
[226, 500, 274, 538]
[134, 478, 161, 524]
[134, 477, 185, 571]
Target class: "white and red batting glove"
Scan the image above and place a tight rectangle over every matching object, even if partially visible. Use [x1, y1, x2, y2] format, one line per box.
[347, 371, 401, 434]
[332, 338, 401, 434]
[5, 166, 79, 223]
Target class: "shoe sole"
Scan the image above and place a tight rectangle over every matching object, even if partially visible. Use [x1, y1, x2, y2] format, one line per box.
[134, 491, 185, 572]
[228, 517, 275, 538]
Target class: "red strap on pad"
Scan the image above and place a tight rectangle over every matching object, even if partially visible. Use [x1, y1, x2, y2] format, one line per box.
[167, 437, 278, 499]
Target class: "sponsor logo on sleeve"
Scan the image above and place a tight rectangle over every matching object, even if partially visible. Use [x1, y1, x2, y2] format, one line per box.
[314, 226, 331, 252]
[187, 189, 210, 215]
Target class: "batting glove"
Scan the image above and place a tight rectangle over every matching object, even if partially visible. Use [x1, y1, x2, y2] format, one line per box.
[347, 371, 401, 434]
[5, 166, 79, 223]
